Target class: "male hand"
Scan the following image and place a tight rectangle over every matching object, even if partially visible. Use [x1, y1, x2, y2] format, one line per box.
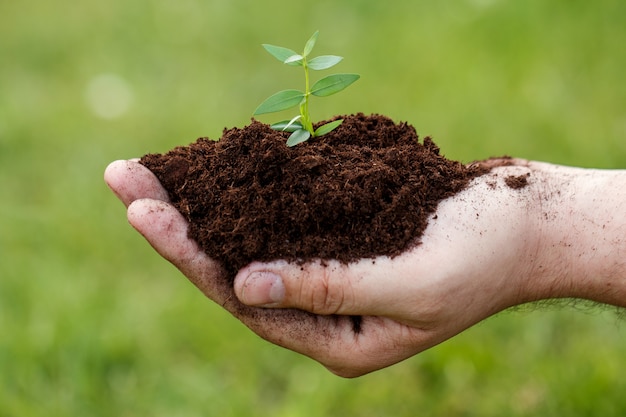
[106, 159, 624, 376]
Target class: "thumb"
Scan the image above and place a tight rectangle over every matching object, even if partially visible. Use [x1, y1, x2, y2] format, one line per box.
[234, 258, 400, 316]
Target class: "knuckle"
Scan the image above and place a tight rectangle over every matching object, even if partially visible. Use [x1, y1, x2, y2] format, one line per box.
[303, 265, 349, 314]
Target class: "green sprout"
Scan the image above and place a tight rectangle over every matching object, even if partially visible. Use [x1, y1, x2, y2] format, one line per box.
[253, 31, 360, 147]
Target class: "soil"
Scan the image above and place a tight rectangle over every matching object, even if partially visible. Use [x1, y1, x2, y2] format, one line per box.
[140, 113, 496, 282]
[505, 173, 530, 189]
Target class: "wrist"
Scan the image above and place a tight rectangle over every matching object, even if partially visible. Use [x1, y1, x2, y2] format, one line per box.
[525, 162, 626, 307]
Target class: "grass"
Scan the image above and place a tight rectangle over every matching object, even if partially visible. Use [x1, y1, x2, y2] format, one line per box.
[1, 0, 626, 415]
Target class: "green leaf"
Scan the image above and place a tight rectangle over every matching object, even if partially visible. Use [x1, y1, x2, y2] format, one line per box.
[303, 31, 319, 57]
[262, 44, 301, 66]
[311, 73, 360, 97]
[271, 116, 304, 133]
[271, 120, 304, 133]
[314, 119, 343, 137]
[254, 90, 305, 115]
[286, 129, 311, 147]
[284, 54, 304, 65]
[308, 55, 343, 70]
[283, 114, 303, 130]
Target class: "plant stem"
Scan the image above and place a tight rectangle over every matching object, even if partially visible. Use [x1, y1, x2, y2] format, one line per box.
[300, 55, 314, 135]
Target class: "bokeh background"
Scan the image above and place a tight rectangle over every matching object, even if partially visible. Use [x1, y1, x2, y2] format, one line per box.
[2, 0, 626, 415]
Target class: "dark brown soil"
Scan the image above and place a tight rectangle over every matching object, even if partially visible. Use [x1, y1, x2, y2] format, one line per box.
[140, 113, 491, 281]
[505, 173, 530, 189]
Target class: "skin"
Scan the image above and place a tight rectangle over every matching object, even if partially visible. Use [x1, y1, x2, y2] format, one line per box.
[104, 159, 626, 377]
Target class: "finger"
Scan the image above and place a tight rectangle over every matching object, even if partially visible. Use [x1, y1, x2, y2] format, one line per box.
[127, 198, 229, 304]
[104, 160, 170, 207]
[233, 253, 434, 319]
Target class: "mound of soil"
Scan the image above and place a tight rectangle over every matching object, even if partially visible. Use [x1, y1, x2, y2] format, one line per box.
[140, 113, 490, 280]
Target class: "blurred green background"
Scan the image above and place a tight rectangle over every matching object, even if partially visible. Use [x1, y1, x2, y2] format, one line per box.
[2, 0, 626, 415]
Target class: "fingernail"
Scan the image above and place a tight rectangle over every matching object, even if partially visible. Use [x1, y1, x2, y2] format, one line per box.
[240, 271, 285, 307]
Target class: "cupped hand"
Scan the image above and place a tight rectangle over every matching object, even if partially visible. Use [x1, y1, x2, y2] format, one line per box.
[105, 158, 547, 377]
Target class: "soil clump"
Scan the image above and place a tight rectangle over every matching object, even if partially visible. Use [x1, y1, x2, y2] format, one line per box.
[140, 113, 491, 280]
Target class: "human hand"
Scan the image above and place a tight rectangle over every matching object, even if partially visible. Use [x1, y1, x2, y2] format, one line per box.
[105, 159, 625, 377]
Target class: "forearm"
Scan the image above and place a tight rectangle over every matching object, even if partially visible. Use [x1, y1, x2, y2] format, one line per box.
[529, 162, 626, 307]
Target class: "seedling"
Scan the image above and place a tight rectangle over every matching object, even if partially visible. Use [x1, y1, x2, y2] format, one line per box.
[254, 31, 360, 146]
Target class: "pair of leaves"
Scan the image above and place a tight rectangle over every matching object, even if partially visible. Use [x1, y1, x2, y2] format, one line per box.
[271, 118, 344, 146]
[263, 43, 344, 70]
[254, 73, 360, 115]
[262, 31, 337, 68]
